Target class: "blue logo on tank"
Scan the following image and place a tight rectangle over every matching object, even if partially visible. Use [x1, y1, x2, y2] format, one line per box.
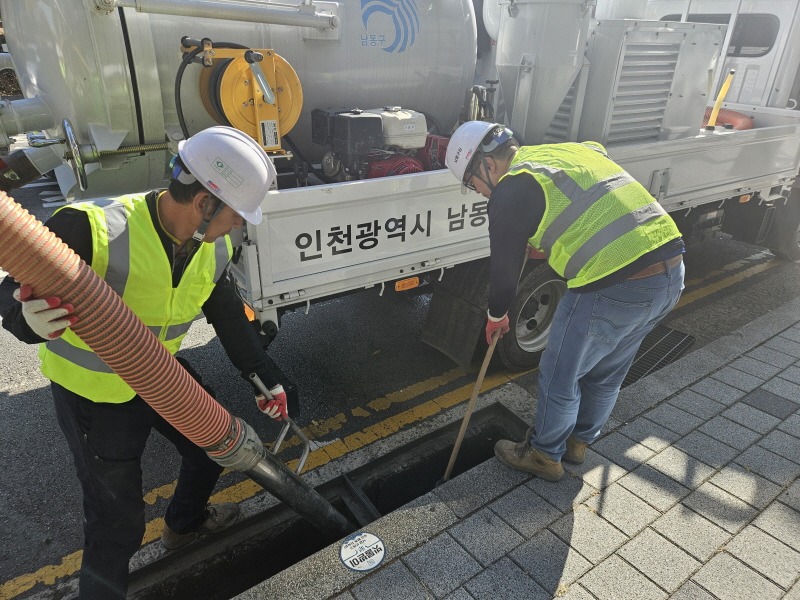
[361, 0, 419, 53]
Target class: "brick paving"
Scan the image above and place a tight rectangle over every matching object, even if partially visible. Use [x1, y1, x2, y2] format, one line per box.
[237, 298, 800, 600]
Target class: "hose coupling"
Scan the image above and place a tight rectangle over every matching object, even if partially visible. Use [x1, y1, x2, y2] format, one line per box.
[207, 416, 267, 471]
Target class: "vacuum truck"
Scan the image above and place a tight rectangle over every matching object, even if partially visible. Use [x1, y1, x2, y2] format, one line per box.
[1, 0, 799, 370]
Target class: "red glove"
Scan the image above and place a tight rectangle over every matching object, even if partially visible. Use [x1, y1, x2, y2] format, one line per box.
[485, 313, 510, 345]
[527, 244, 546, 260]
[256, 384, 288, 421]
[13, 284, 78, 340]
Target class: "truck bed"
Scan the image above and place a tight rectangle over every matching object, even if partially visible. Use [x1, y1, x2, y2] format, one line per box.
[611, 103, 800, 211]
[233, 103, 800, 325]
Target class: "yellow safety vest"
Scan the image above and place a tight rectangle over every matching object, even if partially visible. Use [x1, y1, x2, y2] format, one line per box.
[501, 142, 681, 288]
[39, 193, 233, 403]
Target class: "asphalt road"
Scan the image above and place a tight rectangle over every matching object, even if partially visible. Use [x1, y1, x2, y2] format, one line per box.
[2, 180, 800, 599]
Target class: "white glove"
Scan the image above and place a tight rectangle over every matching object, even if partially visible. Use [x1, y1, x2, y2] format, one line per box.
[256, 384, 288, 421]
[13, 284, 77, 340]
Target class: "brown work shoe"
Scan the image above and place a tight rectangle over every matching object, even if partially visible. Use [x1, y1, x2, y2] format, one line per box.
[563, 436, 589, 465]
[494, 439, 564, 482]
[161, 502, 240, 551]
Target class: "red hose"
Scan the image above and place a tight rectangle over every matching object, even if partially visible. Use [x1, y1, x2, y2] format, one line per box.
[0, 191, 237, 451]
[701, 107, 754, 130]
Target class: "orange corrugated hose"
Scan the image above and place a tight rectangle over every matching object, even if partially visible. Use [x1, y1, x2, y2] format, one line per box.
[0, 191, 238, 452]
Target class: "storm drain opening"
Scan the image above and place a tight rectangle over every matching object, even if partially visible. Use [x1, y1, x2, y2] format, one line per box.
[622, 324, 695, 388]
[129, 403, 528, 600]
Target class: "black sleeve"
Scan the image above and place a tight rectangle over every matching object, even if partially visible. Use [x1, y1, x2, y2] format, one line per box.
[0, 209, 93, 344]
[202, 270, 281, 393]
[487, 173, 545, 318]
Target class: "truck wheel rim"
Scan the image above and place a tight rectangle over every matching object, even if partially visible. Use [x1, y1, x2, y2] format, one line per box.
[514, 279, 567, 353]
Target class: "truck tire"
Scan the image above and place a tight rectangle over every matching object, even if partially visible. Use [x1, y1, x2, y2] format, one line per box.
[497, 263, 567, 370]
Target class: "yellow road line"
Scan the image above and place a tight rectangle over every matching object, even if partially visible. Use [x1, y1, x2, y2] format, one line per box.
[1, 252, 780, 598]
[683, 250, 773, 288]
[677, 258, 780, 308]
[0, 369, 517, 599]
[0, 552, 82, 600]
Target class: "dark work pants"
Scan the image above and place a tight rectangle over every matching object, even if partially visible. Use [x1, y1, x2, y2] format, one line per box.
[52, 379, 224, 600]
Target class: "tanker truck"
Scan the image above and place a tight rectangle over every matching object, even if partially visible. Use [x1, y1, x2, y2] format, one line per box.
[1, 0, 800, 371]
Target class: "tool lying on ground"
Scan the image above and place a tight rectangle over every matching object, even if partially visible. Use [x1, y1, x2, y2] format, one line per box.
[440, 330, 500, 484]
[249, 372, 311, 474]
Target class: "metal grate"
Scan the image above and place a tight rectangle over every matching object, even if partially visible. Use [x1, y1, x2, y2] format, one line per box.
[622, 324, 695, 388]
[607, 42, 680, 145]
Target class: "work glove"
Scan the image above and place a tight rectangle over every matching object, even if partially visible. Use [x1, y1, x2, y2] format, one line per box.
[256, 384, 288, 421]
[526, 244, 546, 260]
[13, 284, 78, 340]
[485, 312, 510, 345]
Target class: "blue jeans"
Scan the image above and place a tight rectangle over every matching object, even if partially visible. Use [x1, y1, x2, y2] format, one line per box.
[531, 260, 685, 460]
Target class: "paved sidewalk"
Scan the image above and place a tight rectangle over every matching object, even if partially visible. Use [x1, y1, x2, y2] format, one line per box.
[237, 297, 800, 600]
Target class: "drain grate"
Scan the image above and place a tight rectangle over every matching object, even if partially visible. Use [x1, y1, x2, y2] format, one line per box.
[127, 404, 529, 600]
[622, 324, 695, 388]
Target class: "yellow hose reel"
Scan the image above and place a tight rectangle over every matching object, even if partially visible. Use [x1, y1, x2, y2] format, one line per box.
[198, 47, 303, 154]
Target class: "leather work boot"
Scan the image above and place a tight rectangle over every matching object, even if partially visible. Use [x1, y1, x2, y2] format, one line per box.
[494, 439, 564, 482]
[563, 436, 589, 465]
[161, 502, 240, 551]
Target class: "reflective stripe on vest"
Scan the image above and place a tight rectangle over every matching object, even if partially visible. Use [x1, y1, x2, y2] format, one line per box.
[521, 164, 637, 251]
[38, 193, 233, 403]
[46, 337, 114, 373]
[564, 201, 668, 279]
[503, 142, 681, 287]
[105, 200, 133, 296]
[44, 322, 202, 373]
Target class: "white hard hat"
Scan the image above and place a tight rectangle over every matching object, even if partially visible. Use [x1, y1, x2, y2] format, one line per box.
[445, 121, 515, 190]
[178, 126, 276, 225]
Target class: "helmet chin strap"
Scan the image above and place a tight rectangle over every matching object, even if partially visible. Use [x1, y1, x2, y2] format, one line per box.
[477, 155, 496, 194]
[175, 195, 224, 257]
[191, 195, 225, 242]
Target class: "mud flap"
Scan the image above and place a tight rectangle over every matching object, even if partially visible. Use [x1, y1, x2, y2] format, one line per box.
[420, 258, 490, 367]
[765, 186, 800, 261]
[722, 195, 775, 246]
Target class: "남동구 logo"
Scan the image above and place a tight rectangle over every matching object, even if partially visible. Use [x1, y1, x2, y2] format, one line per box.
[361, 0, 419, 53]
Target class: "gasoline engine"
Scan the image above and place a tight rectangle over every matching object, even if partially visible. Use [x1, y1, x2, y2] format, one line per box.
[310, 106, 450, 182]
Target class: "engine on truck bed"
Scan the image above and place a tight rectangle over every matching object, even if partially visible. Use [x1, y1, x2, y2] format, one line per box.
[310, 106, 448, 181]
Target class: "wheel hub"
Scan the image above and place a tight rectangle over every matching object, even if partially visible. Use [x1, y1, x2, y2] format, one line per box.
[514, 281, 567, 353]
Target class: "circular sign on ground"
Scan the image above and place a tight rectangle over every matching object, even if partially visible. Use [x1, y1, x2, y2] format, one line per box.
[339, 531, 387, 572]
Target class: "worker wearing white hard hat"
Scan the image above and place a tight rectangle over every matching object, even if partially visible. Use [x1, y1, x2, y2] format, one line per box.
[172, 125, 276, 242]
[0, 125, 289, 599]
[445, 120, 685, 484]
[445, 120, 515, 194]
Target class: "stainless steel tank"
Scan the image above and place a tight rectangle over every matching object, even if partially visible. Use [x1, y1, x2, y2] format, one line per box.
[0, 0, 477, 199]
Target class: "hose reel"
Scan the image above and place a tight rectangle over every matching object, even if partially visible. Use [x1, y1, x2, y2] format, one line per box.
[189, 40, 303, 154]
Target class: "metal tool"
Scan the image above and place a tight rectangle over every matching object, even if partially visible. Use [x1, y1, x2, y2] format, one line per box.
[249, 372, 311, 474]
[441, 330, 500, 483]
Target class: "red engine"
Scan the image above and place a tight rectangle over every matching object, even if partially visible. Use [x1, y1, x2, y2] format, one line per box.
[366, 134, 451, 179]
[365, 154, 425, 178]
[311, 106, 451, 181]
[417, 135, 450, 171]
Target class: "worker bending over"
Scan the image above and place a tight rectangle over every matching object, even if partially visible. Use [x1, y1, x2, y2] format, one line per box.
[445, 121, 685, 482]
[0, 126, 287, 599]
